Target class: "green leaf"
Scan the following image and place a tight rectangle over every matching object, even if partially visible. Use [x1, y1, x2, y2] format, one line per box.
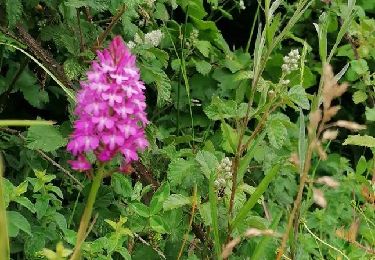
[111, 173, 132, 198]
[154, 3, 169, 21]
[343, 135, 375, 148]
[7, 211, 31, 237]
[350, 59, 369, 76]
[150, 183, 170, 215]
[355, 156, 367, 176]
[193, 59, 212, 75]
[64, 0, 110, 11]
[195, 151, 218, 179]
[365, 107, 375, 121]
[26, 125, 67, 152]
[352, 90, 367, 104]
[195, 40, 211, 57]
[266, 117, 288, 149]
[5, 0, 22, 28]
[163, 194, 191, 210]
[288, 85, 310, 110]
[167, 158, 199, 187]
[149, 215, 168, 233]
[13, 197, 35, 213]
[130, 203, 150, 218]
[221, 122, 238, 153]
[204, 96, 248, 120]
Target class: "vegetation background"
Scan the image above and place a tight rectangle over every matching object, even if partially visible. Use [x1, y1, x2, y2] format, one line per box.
[0, 0, 374, 259]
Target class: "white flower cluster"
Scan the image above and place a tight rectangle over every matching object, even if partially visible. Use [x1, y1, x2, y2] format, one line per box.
[281, 49, 300, 74]
[239, 0, 246, 10]
[214, 157, 232, 189]
[127, 30, 164, 49]
[144, 29, 164, 47]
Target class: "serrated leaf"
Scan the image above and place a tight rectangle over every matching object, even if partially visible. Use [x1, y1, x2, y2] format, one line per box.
[7, 211, 31, 237]
[288, 85, 310, 110]
[350, 59, 369, 76]
[195, 40, 211, 57]
[204, 96, 247, 120]
[167, 158, 199, 187]
[26, 125, 67, 152]
[5, 0, 22, 28]
[163, 194, 191, 210]
[266, 118, 288, 149]
[343, 135, 375, 148]
[194, 59, 212, 75]
[352, 90, 367, 104]
[63, 59, 85, 80]
[195, 151, 218, 178]
[140, 66, 171, 107]
[111, 173, 132, 198]
[64, 0, 110, 11]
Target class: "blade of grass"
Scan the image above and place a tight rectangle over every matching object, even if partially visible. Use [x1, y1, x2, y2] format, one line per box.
[231, 163, 281, 230]
[0, 153, 10, 260]
[209, 170, 221, 259]
[0, 42, 76, 102]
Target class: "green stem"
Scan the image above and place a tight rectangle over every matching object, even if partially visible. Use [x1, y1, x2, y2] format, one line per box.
[0, 153, 10, 260]
[71, 166, 105, 260]
[0, 120, 55, 126]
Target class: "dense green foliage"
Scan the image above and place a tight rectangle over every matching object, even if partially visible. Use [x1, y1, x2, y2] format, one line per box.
[0, 0, 374, 259]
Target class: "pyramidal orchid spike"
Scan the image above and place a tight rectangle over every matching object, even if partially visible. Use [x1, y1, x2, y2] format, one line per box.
[67, 36, 149, 171]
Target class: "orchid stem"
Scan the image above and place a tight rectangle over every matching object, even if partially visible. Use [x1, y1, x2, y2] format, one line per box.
[71, 165, 105, 260]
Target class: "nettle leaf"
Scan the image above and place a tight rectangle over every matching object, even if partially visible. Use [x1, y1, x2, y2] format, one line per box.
[365, 107, 375, 121]
[17, 70, 49, 109]
[193, 59, 212, 75]
[163, 194, 191, 210]
[64, 0, 110, 11]
[266, 114, 290, 149]
[5, 0, 22, 28]
[204, 96, 247, 120]
[195, 151, 219, 178]
[63, 59, 85, 81]
[343, 135, 375, 148]
[350, 59, 369, 76]
[111, 173, 133, 198]
[167, 158, 201, 188]
[195, 40, 211, 57]
[352, 90, 367, 104]
[7, 211, 31, 237]
[140, 65, 171, 107]
[288, 85, 310, 110]
[26, 125, 67, 152]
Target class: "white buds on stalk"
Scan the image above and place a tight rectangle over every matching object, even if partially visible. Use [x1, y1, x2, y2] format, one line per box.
[282, 49, 300, 74]
[215, 157, 233, 190]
